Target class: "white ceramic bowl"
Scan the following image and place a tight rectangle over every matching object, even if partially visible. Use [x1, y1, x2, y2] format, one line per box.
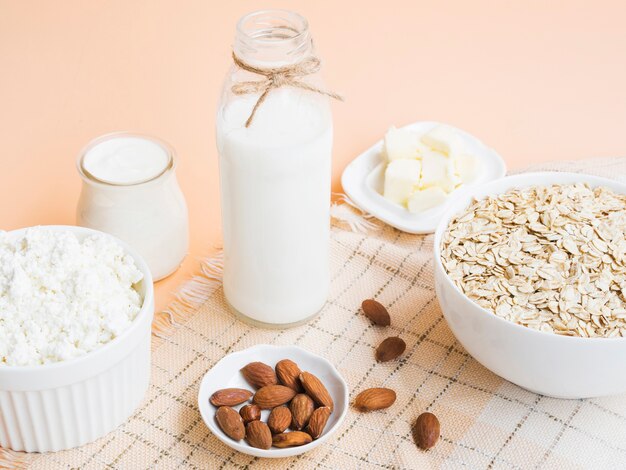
[342, 121, 506, 234]
[0, 225, 154, 452]
[198, 344, 348, 458]
[434, 172, 626, 399]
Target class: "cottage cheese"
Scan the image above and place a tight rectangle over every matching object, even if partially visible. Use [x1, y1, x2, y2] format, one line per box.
[0, 228, 144, 366]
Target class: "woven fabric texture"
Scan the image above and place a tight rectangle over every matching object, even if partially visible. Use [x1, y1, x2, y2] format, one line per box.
[6, 158, 626, 469]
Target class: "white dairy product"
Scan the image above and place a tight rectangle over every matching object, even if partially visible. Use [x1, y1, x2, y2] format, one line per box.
[82, 136, 170, 185]
[217, 88, 332, 325]
[77, 134, 189, 281]
[420, 151, 460, 192]
[383, 159, 422, 204]
[381, 125, 482, 212]
[0, 228, 143, 367]
[408, 187, 448, 213]
[384, 127, 419, 161]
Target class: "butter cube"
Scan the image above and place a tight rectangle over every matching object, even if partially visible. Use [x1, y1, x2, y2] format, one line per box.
[420, 125, 463, 156]
[408, 187, 448, 213]
[420, 151, 460, 192]
[383, 159, 422, 205]
[384, 127, 419, 161]
[454, 153, 481, 183]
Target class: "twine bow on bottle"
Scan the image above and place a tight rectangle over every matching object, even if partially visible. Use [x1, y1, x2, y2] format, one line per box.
[231, 52, 344, 128]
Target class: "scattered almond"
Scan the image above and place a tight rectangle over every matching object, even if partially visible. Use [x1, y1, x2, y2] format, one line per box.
[413, 412, 440, 450]
[241, 362, 278, 389]
[300, 372, 334, 412]
[290, 393, 315, 430]
[272, 431, 313, 448]
[275, 359, 303, 392]
[375, 337, 406, 362]
[353, 388, 396, 412]
[267, 406, 292, 434]
[239, 404, 261, 424]
[305, 406, 331, 439]
[361, 299, 391, 326]
[253, 384, 297, 409]
[215, 406, 245, 441]
[245, 420, 272, 450]
[210, 388, 253, 407]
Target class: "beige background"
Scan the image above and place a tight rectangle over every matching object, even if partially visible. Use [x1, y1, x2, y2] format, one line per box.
[1, 0, 626, 310]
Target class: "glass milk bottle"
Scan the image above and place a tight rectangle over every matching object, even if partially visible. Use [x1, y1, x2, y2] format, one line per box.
[216, 10, 336, 327]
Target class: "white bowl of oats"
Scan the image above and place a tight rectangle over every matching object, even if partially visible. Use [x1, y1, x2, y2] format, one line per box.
[434, 172, 626, 398]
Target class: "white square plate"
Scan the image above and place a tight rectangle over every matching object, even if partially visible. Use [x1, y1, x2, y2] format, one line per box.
[341, 121, 507, 234]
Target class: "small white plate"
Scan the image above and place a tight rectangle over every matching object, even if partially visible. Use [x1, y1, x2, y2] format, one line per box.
[198, 344, 349, 458]
[341, 121, 507, 234]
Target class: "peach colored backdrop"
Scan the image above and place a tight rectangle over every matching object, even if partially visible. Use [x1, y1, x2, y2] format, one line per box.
[2, 0, 626, 311]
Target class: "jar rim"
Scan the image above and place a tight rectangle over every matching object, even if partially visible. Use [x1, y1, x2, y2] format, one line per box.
[236, 9, 309, 43]
[76, 132, 176, 187]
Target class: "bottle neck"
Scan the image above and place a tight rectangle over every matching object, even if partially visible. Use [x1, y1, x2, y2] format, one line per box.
[234, 10, 313, 68]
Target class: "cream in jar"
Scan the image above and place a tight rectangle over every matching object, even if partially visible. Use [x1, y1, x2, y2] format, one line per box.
[77, 133, 188, 281]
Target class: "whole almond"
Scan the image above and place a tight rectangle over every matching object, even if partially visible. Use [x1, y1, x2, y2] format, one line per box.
[241, 362, 278, 389]
[300, 372, 334, 412]
[267, 406, 292, 434]
[361, 299, 391, 326]
[413, 412, 440, 450]
[215, 406, 245, 441]
[272, 431, 313, 448]
[275, 359, 303, 392]
[290, 394, 315, 430]
[246, 420, 272, 450]
[210, 388, 253, 407]
[375, 337, 406, 362]
[353, 388, 396, 412]
[239, 404, 261, 424]
[305, 406, 331, 439]
[253, 384, 297, 409]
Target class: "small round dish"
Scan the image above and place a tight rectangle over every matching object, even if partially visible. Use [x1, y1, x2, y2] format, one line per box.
[198, 344, 348, 458]
[341, 121, 506, 234]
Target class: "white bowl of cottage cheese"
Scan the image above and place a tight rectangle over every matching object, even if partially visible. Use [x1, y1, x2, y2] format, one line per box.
[0, 225, 154, 452]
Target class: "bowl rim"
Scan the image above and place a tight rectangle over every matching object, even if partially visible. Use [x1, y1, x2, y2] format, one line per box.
[197, 344, 349, 458]
[0, 224, 154, 372]
[433, 171, 626, 344]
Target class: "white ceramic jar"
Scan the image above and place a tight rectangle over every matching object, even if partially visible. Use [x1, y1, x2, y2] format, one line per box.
[77, 132, 189, 281]
[0, 226, 154, 452]
[216, 10, 333, 327]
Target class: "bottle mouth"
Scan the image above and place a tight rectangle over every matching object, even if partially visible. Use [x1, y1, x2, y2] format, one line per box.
[234, 10, 311, 64]
[77, 132, 175, 187]
[236, 9, 308, 42]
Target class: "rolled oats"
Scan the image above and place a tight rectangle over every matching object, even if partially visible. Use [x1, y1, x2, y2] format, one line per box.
[441, 183, 626, 338]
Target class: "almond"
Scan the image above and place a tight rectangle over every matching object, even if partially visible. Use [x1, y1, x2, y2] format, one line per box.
[305, 406, 331, 439]
[210, 388, 253, 407]
[272, 431, 313, 448]
[215, 406, 245, 441]
[361, 299, 391, 326]
[267, 406, 292, 434]
[413, 412, 440, 450]
[241, 362, 278, 389]
[290, 393, 315, 430]
[353, 388, 396, 412]
[275, 359, 303, 392]
[299, 372, 334, 412]
[245, 420, 272, 450]
[253, 384, 297, 409]
[375, 336, 406, 362]
[239, 404, 261, 424]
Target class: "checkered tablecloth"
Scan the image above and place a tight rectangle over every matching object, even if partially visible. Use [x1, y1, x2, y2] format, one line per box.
[5, 158, 626, 469]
